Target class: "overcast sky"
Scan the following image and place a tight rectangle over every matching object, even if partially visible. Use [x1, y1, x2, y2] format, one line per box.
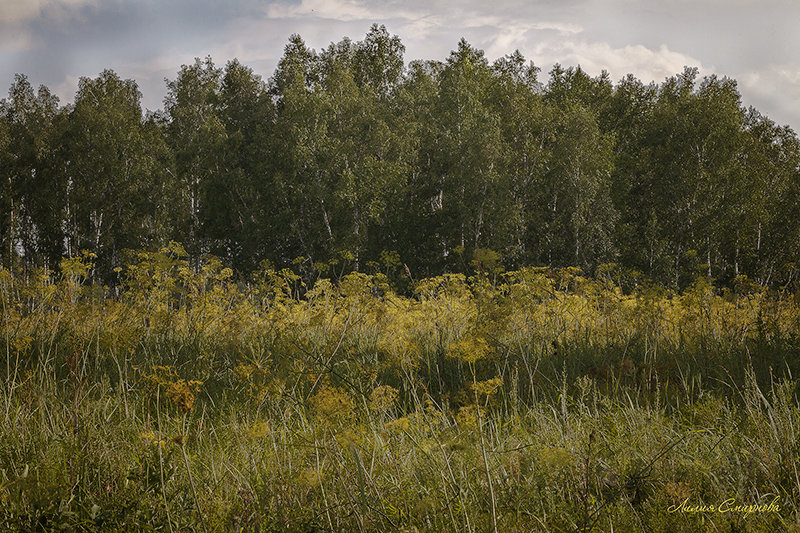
[1, 0, 799, 130]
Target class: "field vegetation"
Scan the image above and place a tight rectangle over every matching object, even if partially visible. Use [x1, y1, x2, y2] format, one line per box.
[2, 246, 800, 531]
[4, 20, 800, 533]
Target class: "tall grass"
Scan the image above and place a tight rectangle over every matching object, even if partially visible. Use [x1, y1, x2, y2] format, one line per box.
[1, 246, 799, 531]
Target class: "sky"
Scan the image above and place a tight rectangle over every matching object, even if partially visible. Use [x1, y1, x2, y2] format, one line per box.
[1, 0, 799, 130]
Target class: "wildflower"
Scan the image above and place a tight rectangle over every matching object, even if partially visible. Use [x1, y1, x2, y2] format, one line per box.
[447, 336, 490, 364]
[234, 363, 256, 380]
[165, 379, 203, 413]
[298, 469, 322, 489]
[384, 416, 412, 433]
[247, 422, 270, 439]
[538, 447, 573, 470]
[665, 481, 692, 504]
[370, 385, 399, 412]
[310, 386, 353, 422]
[471, 377, 502, 397]
[140, 431, 166, 447]
[424, 396, 442, 419]
[335, 428, 362, 448]
[455, 405, 485, 429]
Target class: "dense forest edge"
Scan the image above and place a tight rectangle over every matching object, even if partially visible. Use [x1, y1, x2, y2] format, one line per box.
[2, 24, 800, 291]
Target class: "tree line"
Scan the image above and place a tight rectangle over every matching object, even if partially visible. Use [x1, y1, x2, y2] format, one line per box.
[2, 24, 799, 290]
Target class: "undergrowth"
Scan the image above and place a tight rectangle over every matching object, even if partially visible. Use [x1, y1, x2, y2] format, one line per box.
[1, 245, 799, 531]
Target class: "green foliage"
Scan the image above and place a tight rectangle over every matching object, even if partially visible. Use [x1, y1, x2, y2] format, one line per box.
[4, 29, 799, 289]
[63, 70, 169, 276]
[2, 29, 800, 530]
[0, 74, 64, 269]
[1, 252, 800, 530]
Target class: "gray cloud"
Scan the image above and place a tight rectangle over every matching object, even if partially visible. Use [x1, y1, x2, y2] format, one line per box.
[1, 0, 798, 129]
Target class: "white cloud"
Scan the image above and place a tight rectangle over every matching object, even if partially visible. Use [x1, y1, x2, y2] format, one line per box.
[0, 27, 34, 51]
[454, 13, 582, 35]
[118, 52, 201, 80]
[267, 0, 405, 22]
[531, 40, 707, 83]
[0, 0, 98, 53]
[51, 74, 80, 103]
[0, 0, 96, 25]
[739, 64, 800, 127]
[485, 24, 530, 58]
[398, 14, 443, 40]
[529, 21, 582, 34]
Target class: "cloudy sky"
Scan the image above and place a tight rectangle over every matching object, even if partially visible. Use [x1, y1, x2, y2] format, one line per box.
[1, 0, 799, 129]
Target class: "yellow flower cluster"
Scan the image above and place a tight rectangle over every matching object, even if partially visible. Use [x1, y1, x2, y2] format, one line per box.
[140, 431, 166, 447]
[141, 366, 203, 413]
[310, 386, 354, 422]
[369, 385, 399, 412]
[165, 379, 203, 413]
[447, 336, 490, 364]
[471, 377, 502, 397]
[455, 405, 485, 429]
[247, 422, 270, 439]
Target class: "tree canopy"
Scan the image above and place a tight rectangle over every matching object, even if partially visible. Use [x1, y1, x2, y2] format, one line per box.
[2, 25, 799, 290]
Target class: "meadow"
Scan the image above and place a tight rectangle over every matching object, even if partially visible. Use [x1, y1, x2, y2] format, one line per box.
[2, 245, 800, 532]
